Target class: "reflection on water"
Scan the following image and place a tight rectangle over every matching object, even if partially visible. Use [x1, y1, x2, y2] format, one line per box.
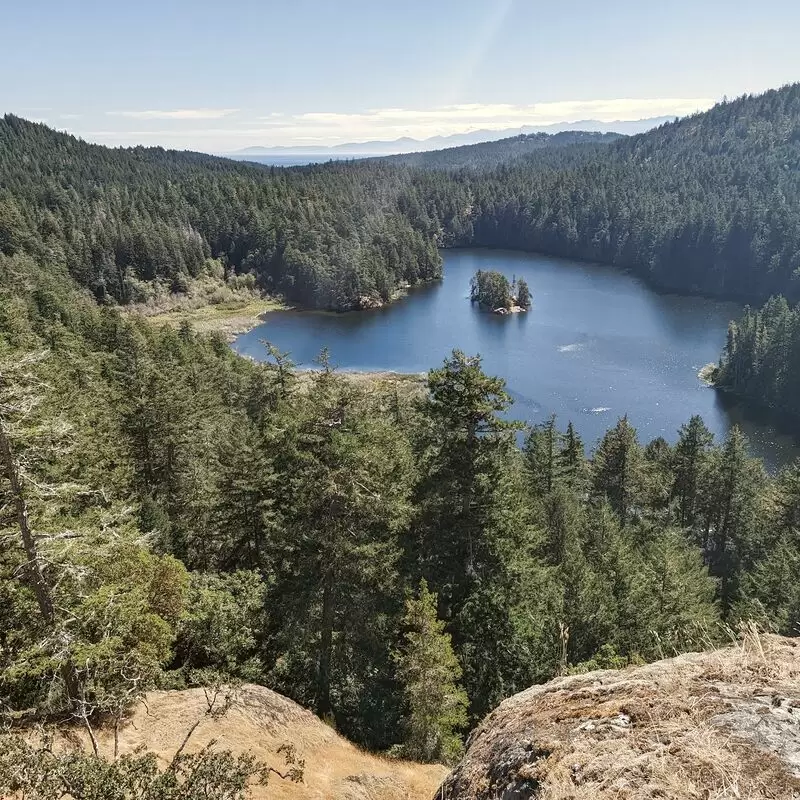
[234, 249, 800, 471]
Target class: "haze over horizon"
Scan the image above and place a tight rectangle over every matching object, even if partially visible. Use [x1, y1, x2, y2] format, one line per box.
[3, 0, 798, 153]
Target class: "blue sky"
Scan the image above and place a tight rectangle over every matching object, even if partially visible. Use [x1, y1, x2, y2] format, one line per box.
[3, 0, 798, 151]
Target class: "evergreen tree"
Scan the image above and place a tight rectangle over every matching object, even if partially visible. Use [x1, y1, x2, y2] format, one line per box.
[264, 362, 413, 744]
[673, 416, 714, 528]
[515, 277, 531, 308]
[559, 421, 587, 491]
[524, 415, 559, 496]
[696, 426, 766, 607]
[591, 416, 643, 526]
[624, 529, 720, 657]
[410, 351, 529, 718]
[394, 580, 468, 765]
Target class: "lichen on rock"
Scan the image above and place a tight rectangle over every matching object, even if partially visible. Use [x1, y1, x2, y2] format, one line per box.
[436, 633, 800, 799]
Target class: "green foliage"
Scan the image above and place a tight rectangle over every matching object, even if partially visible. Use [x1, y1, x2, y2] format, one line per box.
[0, 115, 442, 311]
[6, 85, 800, 794]
[716, 295, 800, 418]
[591, 416, 643, 526]
[394, 581, 468, 765]
[568, 643, 644, 674]
[469, 269, 512, 309]
[171, 572, 267, 683]
[0, 732, 303, 800]
[515, 277, 531, 309]
[422, 85, 800, 304]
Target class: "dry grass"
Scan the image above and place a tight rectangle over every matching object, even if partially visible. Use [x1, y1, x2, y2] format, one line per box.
[48, 684, 446, 800]
[438, 632, 800, 800]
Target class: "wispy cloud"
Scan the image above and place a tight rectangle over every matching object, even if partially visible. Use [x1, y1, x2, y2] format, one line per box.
[280, 98, 715, 132]
[78, 96, 715, 151]
[106, 108, 239, 120]
[59, 113, 82, 120]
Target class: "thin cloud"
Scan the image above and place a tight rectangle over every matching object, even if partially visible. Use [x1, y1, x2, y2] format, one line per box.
[78, 96, 715, 151]
[292, 98, 714, 128]
[106, 108, 239, 120]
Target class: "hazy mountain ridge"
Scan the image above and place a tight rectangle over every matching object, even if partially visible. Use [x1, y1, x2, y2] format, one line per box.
[229, 115, 672, 157]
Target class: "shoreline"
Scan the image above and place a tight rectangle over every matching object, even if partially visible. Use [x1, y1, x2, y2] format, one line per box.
[129, 295, 287, 341]
[442, 244, 766, 308]
[697, 363, 719, 386]
[131, 275, 442, 339]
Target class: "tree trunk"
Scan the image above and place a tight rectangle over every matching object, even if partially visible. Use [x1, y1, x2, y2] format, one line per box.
[316, 569, 335, 718]
[0, 419, 56, 625]
[0, 417, 78, 702]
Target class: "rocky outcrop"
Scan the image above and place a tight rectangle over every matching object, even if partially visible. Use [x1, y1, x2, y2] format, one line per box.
[436, 632, 800, 799]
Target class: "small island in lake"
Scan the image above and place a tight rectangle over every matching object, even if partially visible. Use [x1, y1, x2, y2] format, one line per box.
[470, 269, 531, 314]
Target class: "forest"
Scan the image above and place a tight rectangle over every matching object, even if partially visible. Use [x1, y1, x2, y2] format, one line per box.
[2, 83, 800, 795]
[2, 249, 799, 781]
[0, 115, 442, 312]
[416, 84, 800, 303]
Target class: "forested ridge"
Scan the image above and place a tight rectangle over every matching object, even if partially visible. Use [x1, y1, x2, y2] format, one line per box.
[0, 115, 441, 311]
[379, 129, 622, 169]
[3, 83, 800, 317]
[414, 83, 800, 302]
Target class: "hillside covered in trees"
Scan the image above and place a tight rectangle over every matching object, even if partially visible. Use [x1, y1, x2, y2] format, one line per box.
[3, 84, 800, 317]
[0, 115, 441, 311]
[415, 83, 800, 302]
[380, 130, 622, 170]
[715, 295, 800, 418]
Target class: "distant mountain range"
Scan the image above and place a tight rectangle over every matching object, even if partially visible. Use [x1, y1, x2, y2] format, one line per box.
[227, 116, 675, 159]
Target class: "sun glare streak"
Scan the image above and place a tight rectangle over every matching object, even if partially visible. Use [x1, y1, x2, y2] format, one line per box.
[448, 0, 517, 105]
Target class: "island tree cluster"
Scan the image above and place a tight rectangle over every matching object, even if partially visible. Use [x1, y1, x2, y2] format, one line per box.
[469, 269, 530, 311]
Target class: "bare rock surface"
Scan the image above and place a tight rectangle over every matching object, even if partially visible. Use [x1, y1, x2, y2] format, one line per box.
[436, 633, 800, 799]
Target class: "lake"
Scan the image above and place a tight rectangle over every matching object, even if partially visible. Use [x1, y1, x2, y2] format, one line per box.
[233, 249, 800, 470]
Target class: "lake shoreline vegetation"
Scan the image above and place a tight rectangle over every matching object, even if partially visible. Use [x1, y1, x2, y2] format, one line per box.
[4, 84, 800, 795]
[709, 295, 800, 421]
[122, 264, 289, 339]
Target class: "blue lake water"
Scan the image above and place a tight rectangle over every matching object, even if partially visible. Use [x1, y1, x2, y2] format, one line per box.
[234, 249, 800, 470]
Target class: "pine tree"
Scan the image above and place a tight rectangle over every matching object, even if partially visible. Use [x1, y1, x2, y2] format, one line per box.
[410, 350, 529, 718]
[395, 580, 468, 765]
[516, 277, 531, 308]
[265, 361, 413, 740]
[559, 421, 587, 491]
[624, 529, 720, 656]
[673, 415, 714, 528]
[591, 416, 643, 526]
[696, 426, 765, 607]
[524, 414, 559, 496]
